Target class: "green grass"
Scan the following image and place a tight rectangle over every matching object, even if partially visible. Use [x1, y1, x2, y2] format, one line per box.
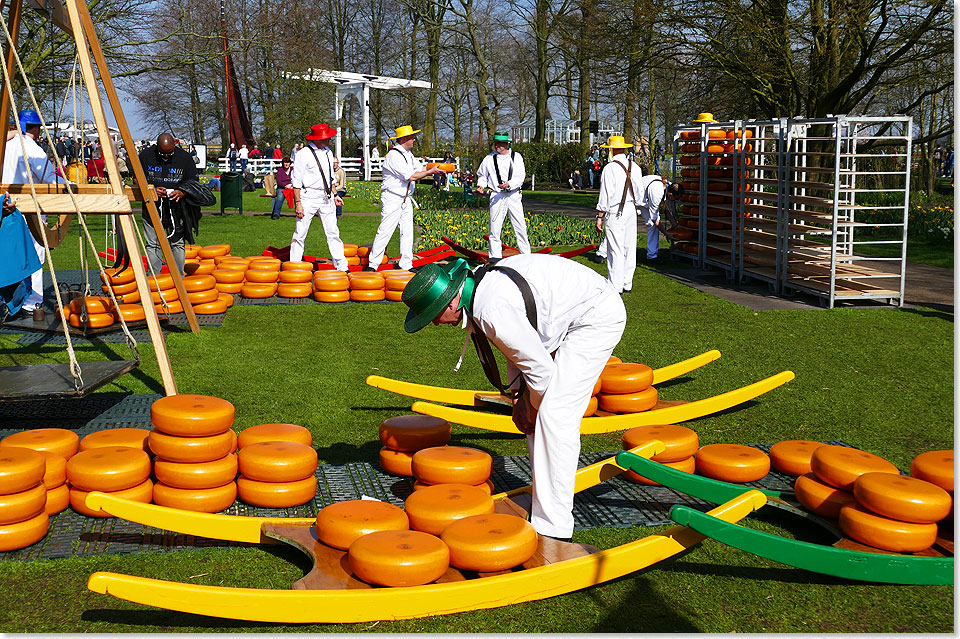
[0, 206, 953, 632]
[525, 190, 600, 207]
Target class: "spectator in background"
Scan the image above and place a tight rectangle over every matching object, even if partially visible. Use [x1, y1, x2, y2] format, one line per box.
[86, 148, 106, 183]
[139, 132, 198, 275]
[238, 144, 249, 173]
[250, 145, 261, 160]
[189, 145, 199, 166]
[370, 144, 380, 162]
[227, 143, 238, 172]
[273, 144, 283, 160]
[333, 158, 347, 218]
[943, 146, 954, 178]
[568, 168, 582, 190]
[271, 156, 293, 220]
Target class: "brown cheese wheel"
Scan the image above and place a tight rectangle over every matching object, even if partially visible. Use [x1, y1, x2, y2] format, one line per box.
[45, 483, 69, 515]
[350, 276, 385, 291]
[192, 299, 229, 315]
[597, 387, 658, 414]
[69, 312, 115, 329]
[853, 472, 952, 524]
[39, 451, 67, 489]
[0, 447, 45, 495]
[441, 513, 538, 572]
[793, 472, 856, 519]
[379, 415, 451, 452]
[154, 300, 184, 314]
[238, 441, 318, 482]
[183, 274, 216, 292]
[79, 428, 151, 453]
[350, 289, 386, 302]
[279, 270, 313, 283]
[412, 446, 492, 485]
[245, 269, 280, 283]
[315, 499, 410, 550]
[215, 281, 244, 294]
[0, 483, 46, 524]
[213, 269, 246, 284]
[238, 423, 313, 449]
[153, 481, 237, 513]
[624, 456, 697, 485]
[404, 483, 495, 535]
[101, 266, 136, 285]
[151, 395, 235, 436]
[237, 475, 317, 508]
[1, 429, 80, 459]
[622, 424, 699, 462]
[910, 450, 954, 493]
[198, 244, 231, 258]
[385, 290, 404, 302]
[696, 444, 770, 483]
[69, 478, 153, 517]
[101, 280, 138, 296]
[348, 529, 449, 587]
[187, 288, 220, 305]
[218, 292, 235, 308]
[241, 283, 277, 298]
[379, 448, 415, 476]
[583, 395, 598, 417]
[838, 502, 937, 553]
[314, 278, 350, 292]
[413, 479, 494, 496]
[314, 290, 350, 303]
[112, 304, 146, 323]
[66, 447, 152, 492]
[600, 363, 654, 394]
[0, 511, 49, 551]
[153, 454, 238, 490]
[148, 429, 237, 463]
[282, 261, 314, 272]
[769, 440, 826, 476]
[277, 283, 313, 298]
[810, 445, 899, 491]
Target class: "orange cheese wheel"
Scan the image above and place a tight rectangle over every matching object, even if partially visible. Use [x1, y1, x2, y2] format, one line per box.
[597, 387, 658, 414]
[217, 262, 249, 272]
[279, 270, 313, 283]
[769, 440, 826, 476]
[237, 475, 317, 508]
[404, 483, 495, 536]
[624, 456, 696, 485]
[79, 428, 151, 453]
[242, 283, 277, 298]
[112, 304, 146, 323]
[379, 448, 416, 476]
[910, 450, 954, 493]
[385, 277, 413, 292]
[153, 481, 238, 513]
[192, 299, 229, 315]
[0, 511, 48, 551]
[0, 483, 46, 524]
[314, 269, 349, 279]
[356, 246, 372, 257]
[600, 363, 654, 394]
[413, 479, 494, 496]
[0, 447, 45, 495]
[151, 395, 235, 436]
[213, 269, 246, 284]
[184, 244, 201, 258]
[412, 446, 491, 486]
[153, 454, 238, 490]
[69, 312, 115, 329]
[183, 274, 216, 292]
[351, 289, 386, 302]
[385, 289, 404, 302]
[248, 260, 280, 272]
[282, 261, 314, 272]
[150, 288, 179, 304]
[67, 296, 111, 315]
[315, 499, 410, 550]
[39, 451, 66, 489]
[245, 269, 280, 283]
[441, 513, 538, 572]
[101, 266, 136, 285]
[348, 529, 449, 587]
[622, 424, 699, 462]
[382, 270, 414, 279]
[853, 472, 952, 524]
[696, 444, 770, 483]
[45, 483, 69, 515]
[349, 276, 385, 291]
[342, 244, 359, 257]
[199, 244, 231, 258]
[69, 478, 153, 517]
[214, 255, 247, 266]
[793, 473, 856, 519]
[119, 289, 142, 304]
[192, 262, 216, 276]
[1, 429, 80, 459]
[215, 281, 244, 294]
[708, 129, 727, 139]
[591, 375, 603, 396]
[66, 447, 151, 492]
[187, 288, 220, 305]
[218, 292, 235, 308]
[607, 356, 622, 365]
[379, 415, 451, 452]
[346, 256, 361, 267]
[101, 280, 138, 296]
[810, 445, 899, 491]
[277, 283, 313, 298]
[154, 300, 184, 314]
[148, 429, 237, 463]
[314, 290, 350, 303]
[314, 277, 350, 292]
[237, 424, 313, 449]
[583, 395, 598, 417]
[238, 441, 317, 482]
[199, 258, 216, 265]
[146, 274, 175, 291]
[838, 502, 937, 553]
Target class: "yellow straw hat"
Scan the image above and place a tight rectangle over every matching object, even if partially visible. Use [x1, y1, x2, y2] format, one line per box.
[600, 135, 633, 149]
[692, 112, 717, 123]
[389, 125, 422, 140]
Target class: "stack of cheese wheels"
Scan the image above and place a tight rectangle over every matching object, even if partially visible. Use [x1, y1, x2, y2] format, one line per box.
[597, 362, 658, 414]
[212, 258, 247, 299]
[440, 513, 538, 572]
[1, 428, 80, 459]
[313, 270, 350, 303]
[66, 447, 153, 517]
[348, 529, 450, 586]
[769, 440, 826, 476]
[620, 425, 698, 485]
[343, 243, 360, 268]
[148, 273, 183, 315]
[382, 270, 415, 302]
[40, 451, 68, 515]
[183, 273, 228, 315]
[238, 423, 313, 449]
[357, 245, 388, 270]
[404, 483, 495, 535]
[237, 441, 318, 507]
[315, 499, 409, 550]
[242, 258, 280, 298]
[411, 446, 494, 496]
[695, 443, 770, 483]
[148, 395, 239, 513]
[378, 415, 452, 478]
[795, 444, 897, 519]
[68, 295, 116, 329]
[278, 261, 315, 299]
[0, 447, 50, 550]
[100, 266, 137, 304]
[348, 272, 386, 302]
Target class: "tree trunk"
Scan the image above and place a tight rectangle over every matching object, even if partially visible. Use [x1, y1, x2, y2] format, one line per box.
[533, 0, 550, 142]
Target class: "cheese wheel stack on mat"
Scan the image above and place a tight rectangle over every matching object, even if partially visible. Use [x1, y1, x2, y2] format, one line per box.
[313, 271, 350, 303]
[411, 446, 493, 495]
[238, 423, 313, 449]
[147, 273, 183, 315]
[0, 447, 50, 550]
[66, 447, 153, 517]
[596, 363, 658, 414]
[377, 415, 452, 477]
[183, 273, 227, 315]
[1, 428, 80, 459]
[237, 441, 318, 508]
[147, 395, 239, 513]
[382, 270, 415, 302]
[40, 451, 69, 516]
[276, 262, 314, 298]
[68, 295, 116, 329]
[620, 424, 699, 485]
[348, 272, 386, 302]
[695, 443, 770, 483]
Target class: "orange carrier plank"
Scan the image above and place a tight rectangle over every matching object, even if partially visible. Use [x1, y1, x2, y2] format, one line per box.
[793, 472, 856, 519]
[810, 445, 899, 491]
[1, 428, 80, 459]
[441, 513, 538, 572]
[769, 440, 826, 476]
[238, 424, 313, 449]
[151, 395, 235, 437]
[695, 444, 770, 483]
[412, 446, 492, 485]
[379, 415, 451, 452]
[853, 472, 952, 524]
[315, 499, 410, 550]
[66, 447, 152, 492]
[237, 442, 318, 482]
[0, 448, 46, 495]
[348, 530, 450, 587]
[403, 483, 495, 535]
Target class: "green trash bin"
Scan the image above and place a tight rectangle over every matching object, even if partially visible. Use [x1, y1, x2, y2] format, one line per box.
[220, 172, 243, 215]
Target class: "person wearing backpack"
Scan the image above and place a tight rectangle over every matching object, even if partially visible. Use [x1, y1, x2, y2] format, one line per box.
[227, 143, 238, 172]
[475, 131, 530, 260]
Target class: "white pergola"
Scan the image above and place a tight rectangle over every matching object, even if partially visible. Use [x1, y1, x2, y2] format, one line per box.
[283, 69, 431, 181]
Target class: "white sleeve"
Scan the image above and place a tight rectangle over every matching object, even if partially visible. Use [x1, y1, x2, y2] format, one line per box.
[476, 156, 492, 190]
[290, 154, 307, 189]
[595, 164, 618, 213]
[477, 302, 554, 409]
[642, 182, 665, 225]
[385, 151, 416, 182]
[507, 153, 525, 191]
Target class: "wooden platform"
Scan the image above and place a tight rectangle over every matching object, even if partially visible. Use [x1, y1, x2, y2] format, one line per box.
[0, 360, 139, 401]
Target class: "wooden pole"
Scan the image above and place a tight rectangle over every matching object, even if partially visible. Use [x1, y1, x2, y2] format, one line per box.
[0, 0, 22, 173]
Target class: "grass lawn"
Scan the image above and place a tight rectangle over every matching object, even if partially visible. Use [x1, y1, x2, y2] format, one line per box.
[0, 199, 952, 632]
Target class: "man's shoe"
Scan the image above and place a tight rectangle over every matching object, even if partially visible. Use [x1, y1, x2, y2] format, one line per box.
[542, 534, 573, 543]
[270, 214, 280, 220]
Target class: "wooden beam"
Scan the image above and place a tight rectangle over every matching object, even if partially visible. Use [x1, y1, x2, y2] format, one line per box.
[0, 182, 158, 200]
[23, 0, 70, 35]
[12, 192, 133, 213]
[0, 0, 22, 174]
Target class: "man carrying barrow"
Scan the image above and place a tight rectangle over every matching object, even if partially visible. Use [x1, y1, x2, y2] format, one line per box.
[401, 254, 626, 541]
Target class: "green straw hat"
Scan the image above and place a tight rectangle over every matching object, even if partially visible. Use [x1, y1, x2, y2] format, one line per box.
[401, 262, 469, 333]
[493, 131, 511, 142]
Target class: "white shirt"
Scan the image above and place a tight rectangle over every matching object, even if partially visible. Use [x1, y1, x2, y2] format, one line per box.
[469, 254, 612, 409]
[2, 134, 60, 185]
[381, 145, 422, 198]
[476, 150, 525, 193]
[290, 143, 336, 198]
[370, 148, 381, 160]
[596, 154, 644, 218]
[637, 175, 667, 226]
[238, 147, 249, 160]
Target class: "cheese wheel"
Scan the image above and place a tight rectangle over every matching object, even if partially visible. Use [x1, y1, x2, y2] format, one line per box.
[385, 289, 404, 302]
[65, 296, 107, 314]
[404, 483, 495, 536]
[245, 269, 280, 283]
[151, 395, 235, 436]
[148, 429, 237, 463]
[412, 446, 491, 486]
[0, 447, 45, 495]
[314, 290, 350, 303]
[79, 428, 151, 453]
[346, 256, 361, 267]
[66, 447, 151, 492]
[910, 450, 954, 493]
[213, 269, 246, 284]
[199, 258, 216, 265]
[315, 499, 410, 550]
[279, 270, 313, 283]
[624, 456, 697, 485]
[314, 269, 349, 278]
[583, 395, 598, 417]
[348, 530, 449, 587]
[768, 440, 826, 476]
[350, 276, 385, 291]
[238, 441, 318, 482]
[154, 300, 184, 314]
[193, 262, 216, 276]
[356, 246, 372, 257]
[214, 255, 247, 266]
[146, 274, 175, 291]
[0, 483, 46, 524]
[597, 387, 658, 414]
[314, 277, 350, 292]
[351, 289, 386, 302]
[277, 283, 313, 298]
[0, 511, 48, 551]
[101, 266, 136, 285]
[441, 513, 538, 572]
[385, 277, 413, 292]
[183, 274, 216, 292]
[217, 262, 249, 272]
[811, 445, 899, 491]
[118, 289, 141, 304]
[153, 481, 238, 513]
[101, 280, 138, 296]
[215, 281, 244, 294]
[112, 303, 146, 323]
[838, 502, 937, 553]
[379, 415, 451, 452]
[192, 299, 229, 315]
[600, 363, 654, 394]
[1, 429, 80, 459]
[607, 356, 622, 365]
[591, 375, 603, 396]
[793, 472, 856, 519]
[154, 454, 238, 490]
[69, 478, 153, 517]
[622, 425, 699, 462]
[199, 244, 230, 258]
[236, 475, 317, 508]
[218, 292, 235, 308]
[150, 288, 179, 304]
[69, 312, 115, 329]
[382, 270, 414, 279]
[248, 260, 280, 272]
[853, 472, 952, 524]
[184, 245, 201, 258]
[238, 423, 312, 449]
[38, 451, 67, 489]
[696, 444, 770, 483]
[45, 483, 69, 515]
[281, 261, 313, 272]
[242, 283, 277, 298]
[187, 288, 220, 305]
[413, 479, 495, 496]
[379, 447, 415, 476]
[342, 244, 359, 257]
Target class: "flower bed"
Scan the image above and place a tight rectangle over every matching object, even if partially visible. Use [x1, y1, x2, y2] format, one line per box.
[415, 209, 597, 252]
[855, 203, 953, 244]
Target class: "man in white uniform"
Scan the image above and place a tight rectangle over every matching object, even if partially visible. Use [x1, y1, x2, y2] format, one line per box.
[290, 123, 348, 270]
[594, 136, 644, 293]
[401, 254, 626, 541]
[635, 174, 683, 261]
[368, 125, 443, 271]
[476, 131, 529, 259]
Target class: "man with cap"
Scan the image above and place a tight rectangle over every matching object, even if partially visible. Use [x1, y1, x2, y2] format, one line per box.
[368, 125, 444, 271]
[594, 135, 644, 293]
[401, 254, 626, 542]
[289, 123, 348, 270]
[475, 131, 530, 260]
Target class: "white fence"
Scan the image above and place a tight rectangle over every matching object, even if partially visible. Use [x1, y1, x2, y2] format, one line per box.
[217, 156, 458, 178]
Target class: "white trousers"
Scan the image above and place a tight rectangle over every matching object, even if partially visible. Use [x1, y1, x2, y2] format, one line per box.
[22, 237, 44, 310]
[370, 193, 413, 270]
[488, 192, 530, 258]
[597, 217, 659, 260]
[290, 198, 347, 270]
[526, 286, 626, 538]
[603, 205, 638, 293]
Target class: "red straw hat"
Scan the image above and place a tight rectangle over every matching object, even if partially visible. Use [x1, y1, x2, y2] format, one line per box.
[306, 123, 337, 141]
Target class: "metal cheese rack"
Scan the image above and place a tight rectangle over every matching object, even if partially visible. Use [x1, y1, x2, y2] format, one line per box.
[671, 115, 911, 308]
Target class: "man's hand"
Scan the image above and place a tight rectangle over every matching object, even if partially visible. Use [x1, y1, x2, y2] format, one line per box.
[595, 212, 604, 233]
[334, 196, 344, 207]
[155, 186, 167, 197]
[168, 189, 185, 202]
[295, 203, 305, 219]
[512, 389, 538, 435]
[498, 181, 510, 190]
